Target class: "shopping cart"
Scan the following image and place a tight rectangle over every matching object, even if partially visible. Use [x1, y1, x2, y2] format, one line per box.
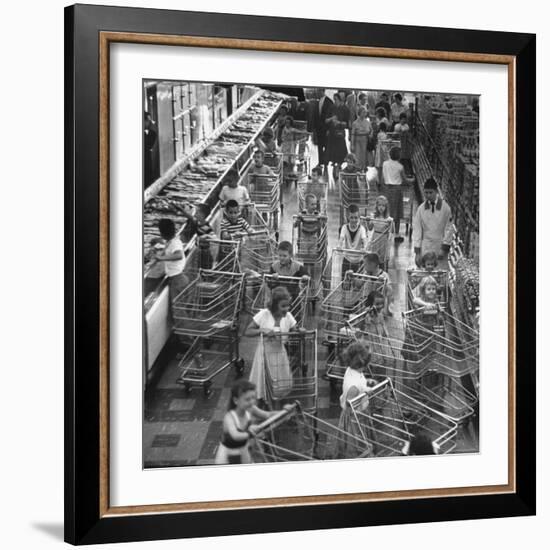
[237, 230, 278, 311]
[339, 171, 369, 226]
[240, 202, 274, 235]
[321, 247, 370, 297]
[250, 401, 373, 462]
[297, 180, 328, 214]
[348, 380, 459, 455]
[173, 270, 246, 395]
[245, 173, 280, 236]
[364, 217, 394, 271]
[282, 122, 311, 185]
[406, 269, 449, 310]
[260, 330, 318, 412]
[292, 214, 328, 309]
[324, 307, 426, 388]
[346, 378, 410, 457]
[182, 236, 240, 278]
[321, 272, 387, 347]
[402, 307, 479, 379]
[251, 274, 310, 328]
[263, 152, 284, 214]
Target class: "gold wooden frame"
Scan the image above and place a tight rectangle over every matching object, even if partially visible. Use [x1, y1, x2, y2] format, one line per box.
[98, 32, 516, 518]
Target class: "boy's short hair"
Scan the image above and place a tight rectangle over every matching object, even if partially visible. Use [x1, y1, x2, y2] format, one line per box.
[196, 203, 211, 217]
[389, 146, 401, 161]
[311, 165, 323, 176]
[345, 152, 358, 164]
[376, 107, 387, 118]
[158, 218, 176, 239]
[277, 240, 293, 254]
[365, 252, 380, 264]
[225, 199, 239, 210]
[347, 204, 360, 215]
[358, 93, 366, 101]
[253, 148, 265, 158]
[394, 93, 403, 101]
[378, 122, 387, 132]
[226, 168, 239, 182]
[424, 177, 438, 191]
[285, 115, 294, 125]
[399, 112, 408, 120]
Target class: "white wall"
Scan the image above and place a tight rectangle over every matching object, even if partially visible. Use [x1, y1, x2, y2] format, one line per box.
[0, 0, 546, 548]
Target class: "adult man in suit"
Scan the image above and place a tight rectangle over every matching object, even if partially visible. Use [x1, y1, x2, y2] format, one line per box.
[312, 88, 334, 170]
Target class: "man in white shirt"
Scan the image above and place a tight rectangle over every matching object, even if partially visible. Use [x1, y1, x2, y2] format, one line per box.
[412, 178, 454, 267]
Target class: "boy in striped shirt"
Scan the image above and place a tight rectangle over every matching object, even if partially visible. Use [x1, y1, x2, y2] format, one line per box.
[220, 199, 255, 240]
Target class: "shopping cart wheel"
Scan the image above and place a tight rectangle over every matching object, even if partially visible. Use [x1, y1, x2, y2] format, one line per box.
[203, 382, 212, 397]
[234, 358, 245, 376]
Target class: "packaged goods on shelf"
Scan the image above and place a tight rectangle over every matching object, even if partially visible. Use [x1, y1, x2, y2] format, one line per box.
[143, 91, 283, 264]
[450, 255, 479, 329]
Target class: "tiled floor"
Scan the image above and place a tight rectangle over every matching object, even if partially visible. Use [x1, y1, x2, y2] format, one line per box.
[144, 157, 479, 468]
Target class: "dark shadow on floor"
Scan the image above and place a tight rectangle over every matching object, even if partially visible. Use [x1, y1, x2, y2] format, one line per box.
[31, 522, 64, 541]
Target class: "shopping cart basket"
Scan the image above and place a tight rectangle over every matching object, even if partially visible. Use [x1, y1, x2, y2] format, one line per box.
[321, 247, 370, 296]
[250, 401, 372, 462]
[339, 171, 369, 225]
[245, 173, 280, 235]
[297, 180, 328, 214]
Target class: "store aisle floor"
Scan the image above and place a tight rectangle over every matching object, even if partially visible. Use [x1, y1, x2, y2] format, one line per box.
[143, 169, 477, 468]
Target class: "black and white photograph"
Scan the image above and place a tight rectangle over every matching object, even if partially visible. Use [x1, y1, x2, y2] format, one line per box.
[142, 81, 480, 468]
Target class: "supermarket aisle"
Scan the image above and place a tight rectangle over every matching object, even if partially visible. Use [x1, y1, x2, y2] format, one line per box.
[143, 169, 478, 468]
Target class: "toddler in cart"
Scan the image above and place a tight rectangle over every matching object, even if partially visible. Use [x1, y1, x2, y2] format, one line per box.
[363, 252, 393, 316]
[294, 193, 323, 259]
[215, 379, 291, 465]
[412, 275, 443, 329]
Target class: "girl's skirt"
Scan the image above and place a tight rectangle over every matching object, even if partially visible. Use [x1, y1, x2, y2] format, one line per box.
[382, 184, 404, 221]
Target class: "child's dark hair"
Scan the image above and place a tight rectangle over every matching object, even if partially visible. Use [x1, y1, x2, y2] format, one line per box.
[285, 115, 294, 125]
[365, 252, 380, 265]
[399, 112, 408, 121]
[196, 203, 211, 218]
[344, 340, 371, 371]
[389, 146, 401, 161]
[228, 379, 256, 410]
[347, 203, 360, 215]
[366, 289, 384, 308]
[421, 251, 438, 268]
[394, 93, 403, 102]
[253, 148, 265, 158]
[311, 165, 323, 176]
[378, 122, 387, 132]
[158, 218, 176, 239]
[269, 286, 292, 314]
[424, 177, 438, 191]
[376, 107, 387, 118]
[358, 92, 366, 101]
[277, 240, 293, 255]
[225, 199, 239, 210]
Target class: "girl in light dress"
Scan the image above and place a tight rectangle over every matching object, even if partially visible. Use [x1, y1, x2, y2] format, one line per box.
[412, 275, 442, 330]
[215, 379, 290, 465]
[246, 286, 304, 402]
[367, 195, 394, 269]
[335, 340, 376, 458]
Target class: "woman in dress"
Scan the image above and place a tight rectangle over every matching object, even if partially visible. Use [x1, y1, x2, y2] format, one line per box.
[350, 106, 372, 171]
[246, 286, 302, 403]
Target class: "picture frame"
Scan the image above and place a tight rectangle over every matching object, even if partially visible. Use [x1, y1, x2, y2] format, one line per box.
[65, 3, 536, 545]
